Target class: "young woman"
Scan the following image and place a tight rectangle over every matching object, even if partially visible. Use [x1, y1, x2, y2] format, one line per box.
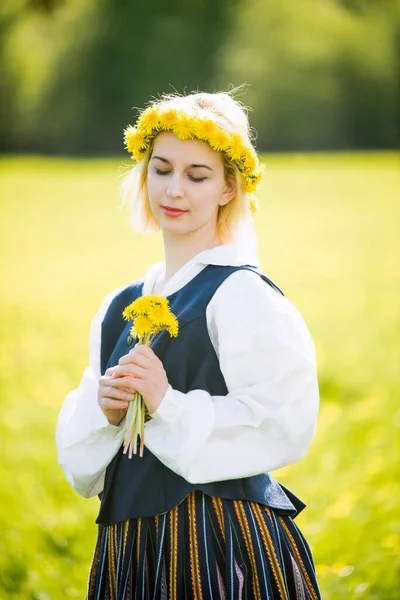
[56, 91, 321, 599]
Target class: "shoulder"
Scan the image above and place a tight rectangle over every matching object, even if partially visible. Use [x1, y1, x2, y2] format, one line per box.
[207, 268, 315, 351]
[213, 267, 285, 312]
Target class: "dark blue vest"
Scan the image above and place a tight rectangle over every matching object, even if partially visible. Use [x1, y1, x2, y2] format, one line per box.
[96, 264, 305, 525]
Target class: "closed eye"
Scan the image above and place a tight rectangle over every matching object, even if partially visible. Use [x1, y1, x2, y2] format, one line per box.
[188, 175, 207, 183]
[155, 168, 207, 183]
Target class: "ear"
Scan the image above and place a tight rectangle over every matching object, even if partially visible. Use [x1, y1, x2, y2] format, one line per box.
[219, 177, 236, 207]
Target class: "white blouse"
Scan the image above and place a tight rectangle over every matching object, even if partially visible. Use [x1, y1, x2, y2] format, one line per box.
[56, 243, 319, 498]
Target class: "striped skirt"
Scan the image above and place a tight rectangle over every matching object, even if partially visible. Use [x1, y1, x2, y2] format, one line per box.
[87, 491, 320, 600]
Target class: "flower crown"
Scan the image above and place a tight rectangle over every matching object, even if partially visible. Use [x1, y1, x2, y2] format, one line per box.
[123, 105, 263, 207]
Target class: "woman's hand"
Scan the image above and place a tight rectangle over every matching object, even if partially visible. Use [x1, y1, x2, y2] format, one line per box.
[98, 366, 135, 426]
[112, 345, 169, 415]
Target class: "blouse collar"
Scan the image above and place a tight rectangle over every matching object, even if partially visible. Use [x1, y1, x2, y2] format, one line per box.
[143, 243, 260, 297]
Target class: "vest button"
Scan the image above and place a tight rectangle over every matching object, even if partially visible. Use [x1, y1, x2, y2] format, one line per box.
[126, 335, 133, 345]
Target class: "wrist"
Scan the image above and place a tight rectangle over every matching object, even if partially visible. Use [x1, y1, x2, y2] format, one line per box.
[146, 385, 185, 424]
[147, 383, 169, 415]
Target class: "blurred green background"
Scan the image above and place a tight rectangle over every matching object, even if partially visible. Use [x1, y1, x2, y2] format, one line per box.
[1, 0, 399, 154]
[1, 1, 400, 599]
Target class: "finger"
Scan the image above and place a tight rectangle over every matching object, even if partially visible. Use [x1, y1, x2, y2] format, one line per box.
[111, 364, 149, 380]
[100, 374, 132, 388]
[105, 366, 117, 376]
[101, 386, 135, 402]
[103, 375, 139, 391]
[118, 351, 153, 369]
[116, 352, 153, 371]
[100, 397, 130, 411]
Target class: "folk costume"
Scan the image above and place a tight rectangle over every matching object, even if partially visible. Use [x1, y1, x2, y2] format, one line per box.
[57, 243, 321, 599]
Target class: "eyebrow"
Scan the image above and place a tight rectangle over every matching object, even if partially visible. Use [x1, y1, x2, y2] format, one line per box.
[152, 155, 213, 171]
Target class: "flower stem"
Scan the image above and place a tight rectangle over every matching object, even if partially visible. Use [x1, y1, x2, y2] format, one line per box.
[123, 391, 142, 458]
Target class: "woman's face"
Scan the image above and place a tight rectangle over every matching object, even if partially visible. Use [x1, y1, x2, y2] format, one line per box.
[147, 132, 235, 240]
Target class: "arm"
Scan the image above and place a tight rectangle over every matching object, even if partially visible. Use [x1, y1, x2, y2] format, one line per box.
[55, 288, 126, 498]
[143, 269, 319, 484]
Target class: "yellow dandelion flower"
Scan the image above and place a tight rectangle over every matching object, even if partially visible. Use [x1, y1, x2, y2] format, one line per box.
[123, 295, 151, 319]
[172, 115, 194, 140]
[146, 295, 170, 310]
[253, 170, 263, 186]
[123, 126, 138, 154]
[123, 294, 179, 343]
[194, 119, 218, 141]
[242, 147, 257, 173]
[138, 107, 160, 135]
[131, 315, 154, 338]
[133, 147, 146, 163]
[124, 127, 147, 161]
[244, 177, 256, 193]
[209, 130, 231, 152]
[158, 109, 178, 130]
[166, 314, 179, 337]
[244, 167, 263, 193]
[123, 303, 135, 321]
[147, 304, 172, 327]
[135, 130, 146, 146]
[125, 128, 146, 149]
[227, 133, 244, 162]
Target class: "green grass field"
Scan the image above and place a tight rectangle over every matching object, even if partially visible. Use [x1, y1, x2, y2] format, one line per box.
[0, 153, 399, 599]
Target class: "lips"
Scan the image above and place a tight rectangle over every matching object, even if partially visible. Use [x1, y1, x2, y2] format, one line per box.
[162, 206, 188, 217]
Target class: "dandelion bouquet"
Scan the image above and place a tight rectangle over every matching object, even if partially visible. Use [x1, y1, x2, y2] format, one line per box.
[121, 295, 179, 458]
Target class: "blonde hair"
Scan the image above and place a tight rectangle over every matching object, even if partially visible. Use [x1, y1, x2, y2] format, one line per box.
[121, 91, 259, 242]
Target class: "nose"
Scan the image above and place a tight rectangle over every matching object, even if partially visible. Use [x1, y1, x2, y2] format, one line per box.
[166, 174, 184, 199]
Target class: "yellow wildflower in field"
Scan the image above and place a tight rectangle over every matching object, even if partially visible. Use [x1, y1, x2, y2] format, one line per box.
[121, 294, 179, 458]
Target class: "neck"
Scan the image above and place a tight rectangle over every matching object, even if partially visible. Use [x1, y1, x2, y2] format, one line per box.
[162, 229, 223, 280]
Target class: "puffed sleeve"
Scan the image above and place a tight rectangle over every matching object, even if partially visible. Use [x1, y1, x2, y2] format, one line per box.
[144, 269, 319, 484]
[56, 288, 126, 498]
